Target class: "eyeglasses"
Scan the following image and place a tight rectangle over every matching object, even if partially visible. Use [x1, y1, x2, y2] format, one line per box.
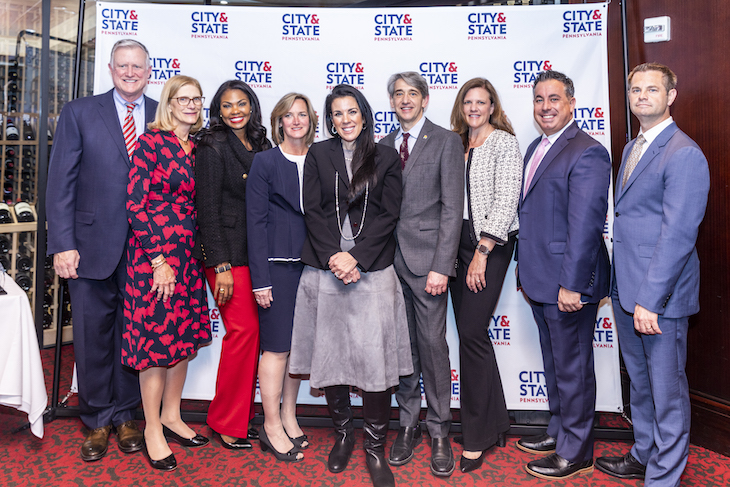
[171, 96, 205, 106]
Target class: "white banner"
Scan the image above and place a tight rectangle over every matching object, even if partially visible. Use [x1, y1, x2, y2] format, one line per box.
[95, 2, 621, 412]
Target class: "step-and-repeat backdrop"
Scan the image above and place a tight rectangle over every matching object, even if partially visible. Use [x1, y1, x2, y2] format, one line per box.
[94, 2, 621, 411]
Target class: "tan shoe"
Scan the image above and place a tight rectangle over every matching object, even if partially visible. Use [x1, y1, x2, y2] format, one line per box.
[116, 420, 144, 453]
[81, 425, 112, 461]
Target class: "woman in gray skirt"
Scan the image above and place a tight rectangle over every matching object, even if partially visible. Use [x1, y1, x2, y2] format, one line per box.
[289, 84, 413, 487]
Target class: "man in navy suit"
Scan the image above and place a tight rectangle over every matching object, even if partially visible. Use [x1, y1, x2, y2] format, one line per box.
[516, 70, 611, 480]
[596, 64, 709, 486]
[47, 39, 156, 461]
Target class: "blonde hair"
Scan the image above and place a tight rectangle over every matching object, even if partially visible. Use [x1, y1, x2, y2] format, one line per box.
[270, 93, 318, 146]
[148, 75, 204, 133]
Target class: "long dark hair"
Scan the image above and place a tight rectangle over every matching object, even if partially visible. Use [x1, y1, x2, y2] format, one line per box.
[199, 79, 271, 151]
[324, 84, 377, 206]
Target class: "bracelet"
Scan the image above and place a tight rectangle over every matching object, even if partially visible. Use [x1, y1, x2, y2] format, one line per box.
[477, 244, 491, 256]
[214, 263, 232, 274]
[150, 255, 166, 269]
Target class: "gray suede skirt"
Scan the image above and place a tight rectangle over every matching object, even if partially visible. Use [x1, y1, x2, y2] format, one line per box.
[289, 264, 413, 392]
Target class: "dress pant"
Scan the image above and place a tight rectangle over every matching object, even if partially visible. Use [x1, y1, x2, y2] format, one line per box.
[450, 225, 513, 451]
[528, 298, 597, 463]
[393, 247, 452, 439]
[205, 266, 260, 439]
[612, 285, 690, 487]
[67, 250, 140, 429]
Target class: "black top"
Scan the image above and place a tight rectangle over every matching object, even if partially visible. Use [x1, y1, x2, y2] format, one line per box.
[300, 138, 402, 273]
[193, 129, 271, 267]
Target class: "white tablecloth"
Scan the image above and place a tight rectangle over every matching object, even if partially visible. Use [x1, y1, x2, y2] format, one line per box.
[0, 272, 47, 438]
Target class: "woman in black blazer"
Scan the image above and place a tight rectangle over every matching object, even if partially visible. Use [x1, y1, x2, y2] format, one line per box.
[246, 93, 317, 462]
[288, 85, 413, 487]
[194, 80, 271, 449]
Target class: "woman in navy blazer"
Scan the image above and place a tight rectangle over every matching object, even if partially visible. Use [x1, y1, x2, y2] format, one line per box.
[247, 93, 316, 461]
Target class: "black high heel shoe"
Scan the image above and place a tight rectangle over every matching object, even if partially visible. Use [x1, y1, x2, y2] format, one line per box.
[143, 444, 177, 471]
[460, 450, 487, 473]
[286, 431, 309, 450]
[162, 425, 209, 448]
[247, 427, 260, 440]
[259, 428, 302, 462]
[214, 430, 252, 449]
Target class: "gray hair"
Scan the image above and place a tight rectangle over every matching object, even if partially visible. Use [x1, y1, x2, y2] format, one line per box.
[109, 39, 151, 69]
[387, 71, 429, 99]
[533, 70, 575, 99]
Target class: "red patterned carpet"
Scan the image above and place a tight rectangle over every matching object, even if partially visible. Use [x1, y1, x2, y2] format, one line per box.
[1, 345, 728, 486]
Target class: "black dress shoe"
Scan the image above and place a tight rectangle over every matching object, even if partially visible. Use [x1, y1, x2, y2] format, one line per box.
[388, 424, 422, 466]
[247, 427, 259, 440]
[81, 425, 112, 462]
[430, 437, 455, 477]
[596, 452, 646, 479]
[460, 450, 487, 473]
[525, 453, 594, 480]
[214, 431, 252, 449]
[143, 445, 177, 471]
[516, 433, 556, 454]
[116, 420, 144, 453]
[162, 425, 209, 448]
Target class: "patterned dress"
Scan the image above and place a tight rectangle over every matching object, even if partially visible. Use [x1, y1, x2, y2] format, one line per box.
[122, 129, 210, 370]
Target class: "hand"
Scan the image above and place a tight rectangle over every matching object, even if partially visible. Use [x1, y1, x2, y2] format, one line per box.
[557, 286, 583, 313]
[634, 304, 662, 335]
[342, 268, 361, 285]
[328, 252, 358, 280]
[54, 250, 80, 279]
[254, 289, 273, 309]
[425, 271, 449, 296]
[466, 252, 488, 293]
[151, 263, 176, 302]
[214, 268, 234, 307]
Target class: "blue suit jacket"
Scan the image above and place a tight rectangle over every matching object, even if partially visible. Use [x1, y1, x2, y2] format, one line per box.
[518, 121, 611, 304]
[246, 147, 308, 290]
[613, 122, 710, 317]
[46, 89, 158, 279]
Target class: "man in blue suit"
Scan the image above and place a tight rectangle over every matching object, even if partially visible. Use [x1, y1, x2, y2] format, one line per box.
[47, 39, 156, 461]
[516, 70, 611, 480]
[595, 63, 709, 486]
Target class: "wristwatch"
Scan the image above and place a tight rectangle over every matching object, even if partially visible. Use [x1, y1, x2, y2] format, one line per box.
[477, 244, 491, 256]
[214, 263, 232, 274]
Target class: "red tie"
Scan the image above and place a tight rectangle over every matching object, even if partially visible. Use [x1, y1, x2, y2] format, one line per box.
[399, 132, 410, 170]
[123, 102, 136, 159]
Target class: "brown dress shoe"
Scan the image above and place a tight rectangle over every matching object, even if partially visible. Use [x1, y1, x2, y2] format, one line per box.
[81, 425, 112, 461]
[117, 420, 145, 453]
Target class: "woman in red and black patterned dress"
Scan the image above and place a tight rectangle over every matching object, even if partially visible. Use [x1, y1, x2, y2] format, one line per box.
[123, 75, 211, 471]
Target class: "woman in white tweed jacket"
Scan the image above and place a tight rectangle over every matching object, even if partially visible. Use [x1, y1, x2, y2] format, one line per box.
[448, 77, 523, 473]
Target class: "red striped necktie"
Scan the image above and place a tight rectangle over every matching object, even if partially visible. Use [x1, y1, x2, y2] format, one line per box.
[123, 102, 136, 159]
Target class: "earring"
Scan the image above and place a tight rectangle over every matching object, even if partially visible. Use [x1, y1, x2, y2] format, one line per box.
[362, 123, 367, 130]
[330, 125, 338, 136]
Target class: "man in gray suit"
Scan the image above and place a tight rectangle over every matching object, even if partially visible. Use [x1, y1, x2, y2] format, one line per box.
[380, 72, 464, 477]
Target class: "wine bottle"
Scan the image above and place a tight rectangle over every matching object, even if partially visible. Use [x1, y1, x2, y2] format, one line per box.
[14, 201, 35, 222]
[16, 250, 32, 272]
[5, 119, 20, 140]
[15, 271, 32, 292]
[0, 203, 13, 224]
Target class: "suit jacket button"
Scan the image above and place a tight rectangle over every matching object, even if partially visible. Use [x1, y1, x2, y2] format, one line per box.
[615, 211, 620, 217]
[242, 174, 248, 179]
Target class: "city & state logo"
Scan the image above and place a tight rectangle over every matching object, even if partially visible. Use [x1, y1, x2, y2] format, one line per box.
[594, 316, 615, 349]
[234, 61, 272, 88]
[489, 314, 511, 346]
[191, 11, 229, 39]
[519, 370, 549, 404]
[419, 62, 458, 90]
[563, 8, 604, 38]
[513, 60, 552, 89]
[148, 57, 181, 85]
[467, 11, 507, 41]
[374, 13, 413, 41]
[325, 62, 365, 89]
[100, 8, 138, 35]
[282, 12, 320, 41]
[574, 106, 606, 136]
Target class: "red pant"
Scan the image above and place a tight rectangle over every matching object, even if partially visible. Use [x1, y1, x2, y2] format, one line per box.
[205, 266, 260, 438]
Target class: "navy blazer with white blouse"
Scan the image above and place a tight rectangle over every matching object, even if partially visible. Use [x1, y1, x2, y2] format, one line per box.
[246, 147, 308, 291]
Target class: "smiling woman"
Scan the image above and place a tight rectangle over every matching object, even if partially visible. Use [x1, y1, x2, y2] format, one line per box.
[123, 75, 211, 471]
[192, 80, 272, 452]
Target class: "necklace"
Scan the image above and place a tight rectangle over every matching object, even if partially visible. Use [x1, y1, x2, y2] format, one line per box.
[175, 133, 189, 143]
[335, 171, 368, 241]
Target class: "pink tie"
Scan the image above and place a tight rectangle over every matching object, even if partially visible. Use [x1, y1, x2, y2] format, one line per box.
[123, 102, 136, 159]
[524, 137, 550, 195]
